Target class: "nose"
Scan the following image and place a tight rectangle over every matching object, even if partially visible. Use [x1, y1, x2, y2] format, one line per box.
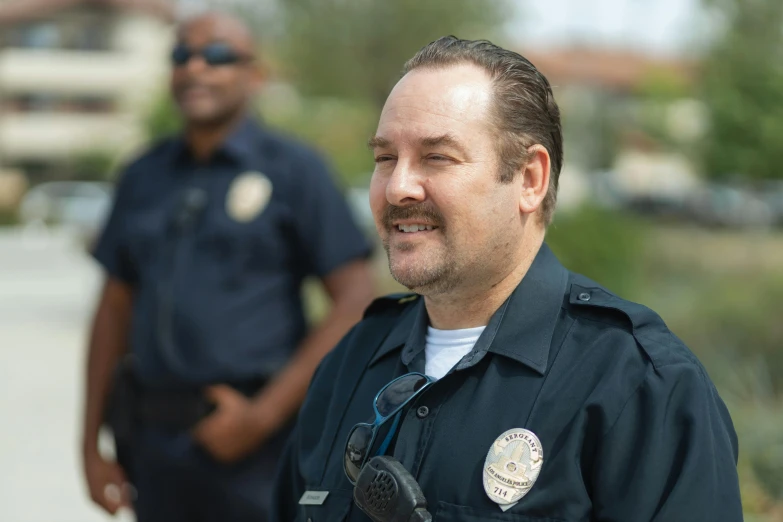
[385, 160, 425, 207]
[183, 55, 209, 75]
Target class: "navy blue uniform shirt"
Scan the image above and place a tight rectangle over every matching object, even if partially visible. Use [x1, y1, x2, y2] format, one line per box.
[273, 243, 743, 522]
[93, 118, 372, 386]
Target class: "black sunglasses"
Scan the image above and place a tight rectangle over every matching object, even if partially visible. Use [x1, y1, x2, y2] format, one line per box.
[343, 372, 435, 485]
[171, 42, 253, 67]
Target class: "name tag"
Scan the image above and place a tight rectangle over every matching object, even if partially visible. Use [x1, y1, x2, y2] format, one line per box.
[299, 491, 329, 505]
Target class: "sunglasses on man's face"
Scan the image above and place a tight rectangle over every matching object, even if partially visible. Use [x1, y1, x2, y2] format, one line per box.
[171, 42, 252, 67]
[343, 372, 435, 485]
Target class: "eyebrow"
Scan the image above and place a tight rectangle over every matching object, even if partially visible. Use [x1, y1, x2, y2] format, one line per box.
[420, 133, 463, 151]
[367, 133, 465, 151]
[367, 135, 391, 149]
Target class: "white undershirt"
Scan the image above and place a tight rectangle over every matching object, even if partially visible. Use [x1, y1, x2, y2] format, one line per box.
[425, 325, 486, 380]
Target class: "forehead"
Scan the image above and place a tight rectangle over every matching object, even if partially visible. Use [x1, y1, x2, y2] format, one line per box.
[377, 64, 495, 144]
[177, 15, 254, 52]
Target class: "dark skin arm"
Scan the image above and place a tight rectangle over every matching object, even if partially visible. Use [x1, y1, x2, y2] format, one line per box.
[81, 277, 135, 514]
[193, 259, 375, 462]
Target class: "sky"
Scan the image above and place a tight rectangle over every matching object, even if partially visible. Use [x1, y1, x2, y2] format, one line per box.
[509, 0, 709, 57]
[179, 0, 712, 58]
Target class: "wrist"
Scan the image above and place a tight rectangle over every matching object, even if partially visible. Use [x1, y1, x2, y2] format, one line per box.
[248, 398, 282, 440]
[81, 426, 102, 457]
[82, 440, 100, 459]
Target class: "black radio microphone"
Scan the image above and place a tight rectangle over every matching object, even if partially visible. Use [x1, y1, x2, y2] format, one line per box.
[353, 456, 432, 522]
[174, 187, 208, 230]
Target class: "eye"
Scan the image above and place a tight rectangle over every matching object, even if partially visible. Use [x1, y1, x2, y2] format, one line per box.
[427, 154, 452, 162]
[375, 155, 395, 163]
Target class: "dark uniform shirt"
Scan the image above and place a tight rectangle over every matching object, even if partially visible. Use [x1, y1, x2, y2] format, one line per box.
[93, 117, 371, 386]
[273, 243, 743, 522]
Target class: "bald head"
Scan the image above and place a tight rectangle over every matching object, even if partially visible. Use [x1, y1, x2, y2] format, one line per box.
[177, 12, 256, 56]
[170, 11, 262, 128]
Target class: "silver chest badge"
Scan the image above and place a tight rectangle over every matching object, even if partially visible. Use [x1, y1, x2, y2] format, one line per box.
[226, 171, 273, 223]
[483, 428, 543, 511]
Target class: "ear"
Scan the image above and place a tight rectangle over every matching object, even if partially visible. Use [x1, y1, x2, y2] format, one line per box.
[518, 144, 551, 217]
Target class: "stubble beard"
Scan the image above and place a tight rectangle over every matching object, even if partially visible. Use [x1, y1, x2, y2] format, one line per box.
[383, 237, 459, 296]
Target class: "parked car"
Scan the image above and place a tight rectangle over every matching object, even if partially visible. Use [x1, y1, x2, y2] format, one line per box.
[688, 183, 774, 229]
[756, 180, 783, 227]
[18, 181, 114, 248]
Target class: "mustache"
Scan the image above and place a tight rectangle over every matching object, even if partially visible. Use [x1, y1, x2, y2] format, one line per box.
[382, 204, 444, 229]
[175, 81, 212, 92]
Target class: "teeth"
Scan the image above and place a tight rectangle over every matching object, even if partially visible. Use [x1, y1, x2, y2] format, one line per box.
[397, 224, 436, 233]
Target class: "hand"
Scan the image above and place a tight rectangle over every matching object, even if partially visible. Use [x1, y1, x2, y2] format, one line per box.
[192, 385, 267, 463]
[83, 450, 132, 515]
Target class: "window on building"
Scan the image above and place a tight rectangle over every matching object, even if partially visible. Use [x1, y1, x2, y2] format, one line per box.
[18, 93, 60, 112]
[73, 96, 115, 113]
[74, 20, 111, 51]
[4, 93, 116, 114]
[18, 23, 62, 49]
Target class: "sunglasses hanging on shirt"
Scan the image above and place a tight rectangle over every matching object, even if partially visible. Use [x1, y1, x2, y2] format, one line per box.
[344, 372, 435, 485]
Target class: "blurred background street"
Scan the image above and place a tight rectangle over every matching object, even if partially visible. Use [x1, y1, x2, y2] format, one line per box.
[0, 0, 781, 520]
[0, 228, 132, 522]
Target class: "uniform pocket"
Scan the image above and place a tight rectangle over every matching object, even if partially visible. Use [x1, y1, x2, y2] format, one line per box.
[298, 488, 354, 522]
[433, 501, 567, 522]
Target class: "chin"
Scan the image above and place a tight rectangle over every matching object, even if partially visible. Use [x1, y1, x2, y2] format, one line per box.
[389, 262, 444, 293]
[183, 111, 224, 126]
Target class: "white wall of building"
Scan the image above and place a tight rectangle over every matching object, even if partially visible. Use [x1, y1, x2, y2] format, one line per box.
[0, 9, 174, 164]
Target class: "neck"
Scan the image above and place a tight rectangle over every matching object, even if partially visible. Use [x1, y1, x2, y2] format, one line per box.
[185, 111, 245, 162]
[423, 231, 545, 330]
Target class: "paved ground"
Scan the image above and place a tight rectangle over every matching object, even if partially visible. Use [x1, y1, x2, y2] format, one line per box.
[0, 226, 133, 522]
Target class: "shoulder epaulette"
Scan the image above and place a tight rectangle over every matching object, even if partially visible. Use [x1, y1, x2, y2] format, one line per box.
[363, 293, 420, 319]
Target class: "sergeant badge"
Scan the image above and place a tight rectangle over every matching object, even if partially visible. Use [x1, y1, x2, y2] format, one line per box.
[483, 428, 543, 512]
[226, 171, 272, 223]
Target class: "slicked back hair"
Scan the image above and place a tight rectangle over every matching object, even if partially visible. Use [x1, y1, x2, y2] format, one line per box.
[403, 36, 563, 225]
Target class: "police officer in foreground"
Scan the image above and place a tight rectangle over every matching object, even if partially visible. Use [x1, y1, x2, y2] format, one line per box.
[81, 11, 375, 522]
[273, 36, 743, 521]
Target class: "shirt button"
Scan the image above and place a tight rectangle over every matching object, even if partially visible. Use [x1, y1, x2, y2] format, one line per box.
[578, 292, 591, 302]
[416, 406, 430, 419]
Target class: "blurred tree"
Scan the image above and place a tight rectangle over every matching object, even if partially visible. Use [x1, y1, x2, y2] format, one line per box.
[634, 69, 696, 147]
[144, 90, 182, 142]
[70, 150, 117, 182]
[700, 0, 783, 181]
[546, 206, 648, 298]
[277, 0, 507, 108]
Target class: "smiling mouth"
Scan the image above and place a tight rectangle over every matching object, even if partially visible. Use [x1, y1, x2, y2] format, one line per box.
[395, 224, 438, 233]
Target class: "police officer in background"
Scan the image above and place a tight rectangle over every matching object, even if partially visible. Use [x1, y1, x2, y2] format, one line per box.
[273, 37, 743, 521]
[81, 11, 375, 522]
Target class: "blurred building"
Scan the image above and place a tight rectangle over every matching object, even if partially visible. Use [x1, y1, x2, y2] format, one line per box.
[0, 0, 175, 183]
[524, 47, 697, 170]
[523, 47, 702, 211]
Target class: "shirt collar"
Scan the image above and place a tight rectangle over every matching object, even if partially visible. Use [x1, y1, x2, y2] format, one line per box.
[170, 116, 263, 167]
[368, 242, 569, 375]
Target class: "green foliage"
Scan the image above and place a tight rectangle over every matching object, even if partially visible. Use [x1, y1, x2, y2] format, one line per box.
[260, 95, 377, 186]
[70, 149, 117, 182]
[699, 0, 783, 181]
[634, 69, 697, 149]
[546, 206, 649, 298]
[277, 0, 506, 107]
[636, 68, 693, 102]
[143, 91, 182, 142]
[0, 209, 18, 225]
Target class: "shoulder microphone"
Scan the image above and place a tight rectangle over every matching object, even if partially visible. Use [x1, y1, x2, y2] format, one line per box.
[174, 187, 208, 231]
[353, 456, 432, 522]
